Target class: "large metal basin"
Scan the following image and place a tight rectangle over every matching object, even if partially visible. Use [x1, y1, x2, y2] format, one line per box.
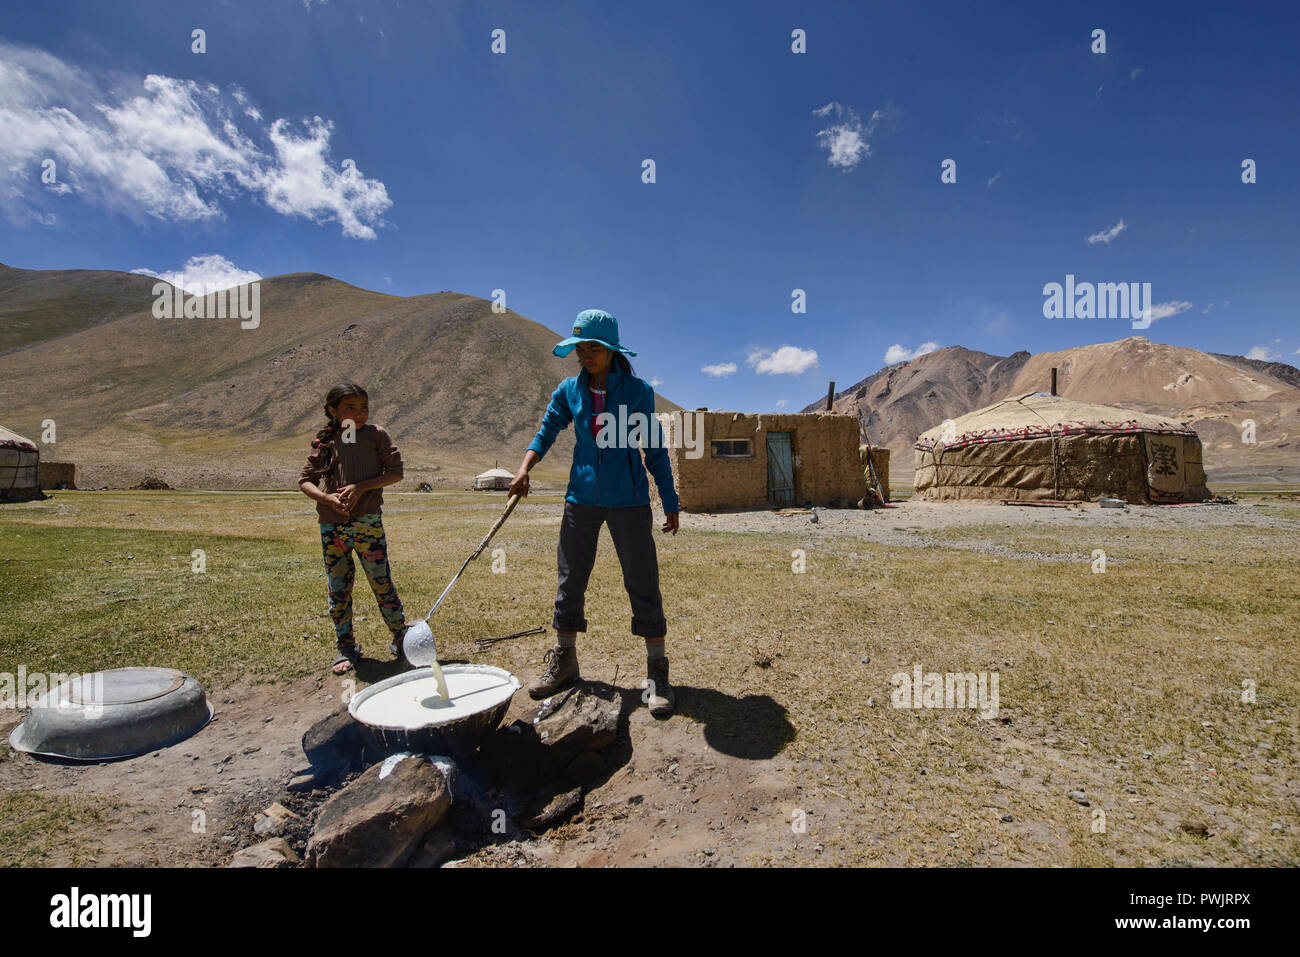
[8, 667, 212, 761]
[348, 664, 519, 757]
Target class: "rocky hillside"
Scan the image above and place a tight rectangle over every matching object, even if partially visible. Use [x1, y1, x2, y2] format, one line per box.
[0, 264, 679, 489]
[803, 337, 1300, 485]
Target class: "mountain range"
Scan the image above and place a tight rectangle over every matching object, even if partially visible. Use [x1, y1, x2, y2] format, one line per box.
[802, 337, 1300, 485]
[2, 262, 1295, 489]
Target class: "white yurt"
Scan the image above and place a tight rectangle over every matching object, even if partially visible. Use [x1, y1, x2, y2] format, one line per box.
[0, 426, 42, 502]
[473, 466, 514, 491]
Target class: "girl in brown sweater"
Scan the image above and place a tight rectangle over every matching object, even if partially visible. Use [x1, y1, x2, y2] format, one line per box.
[298, 383, 408, 675]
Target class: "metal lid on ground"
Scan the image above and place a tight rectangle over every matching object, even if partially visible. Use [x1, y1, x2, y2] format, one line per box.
[8, 667, 213, 761]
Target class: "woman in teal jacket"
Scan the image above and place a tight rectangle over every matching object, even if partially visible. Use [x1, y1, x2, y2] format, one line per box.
[510, 309, 680, 717]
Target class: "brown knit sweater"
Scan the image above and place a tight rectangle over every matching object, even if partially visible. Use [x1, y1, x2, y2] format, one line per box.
[299, 424, 404, 524]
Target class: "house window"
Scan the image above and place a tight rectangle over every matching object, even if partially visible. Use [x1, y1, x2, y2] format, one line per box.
[711, 439, 753, 458]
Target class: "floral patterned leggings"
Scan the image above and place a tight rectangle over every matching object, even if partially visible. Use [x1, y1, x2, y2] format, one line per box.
[319, 513, 406, 644]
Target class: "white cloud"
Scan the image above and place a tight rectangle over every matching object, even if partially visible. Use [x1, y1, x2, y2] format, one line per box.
[986, 171, 1001, 187]
[261, 118, 391, 239]
[702, 363, 737, 378]
[1086, 219, 1127, 245]
[0, 40, 390, 237]
[812, 102, 891, 171]
[649, 376, 663, 387]
[1201, 303, 1214, 315]
[1130, 67, 1144, 80]
[1246, 346, 1280, 362]
[132, 253, 261, 296]
[747, 346, 819, 375]
[884, 341, 940, 365]
[1147, 300, 1193, 323]
[774, 399, 788, 408]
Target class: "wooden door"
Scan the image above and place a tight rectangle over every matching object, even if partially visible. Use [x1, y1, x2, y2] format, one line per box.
[766, 431, 794, 504]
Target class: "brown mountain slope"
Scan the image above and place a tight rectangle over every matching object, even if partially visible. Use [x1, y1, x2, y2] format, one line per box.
[0, 261, 168, 354]
[0, 265, 680, 489]
[805, 337, 1300, 486]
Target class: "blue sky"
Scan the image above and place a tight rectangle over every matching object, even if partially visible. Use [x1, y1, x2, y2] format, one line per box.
[2, 0, 1297, 412]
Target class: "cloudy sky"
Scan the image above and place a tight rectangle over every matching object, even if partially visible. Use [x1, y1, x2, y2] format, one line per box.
[1, 0, 1296, 411]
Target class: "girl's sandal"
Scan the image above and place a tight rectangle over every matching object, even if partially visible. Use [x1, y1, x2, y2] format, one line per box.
[332, 641, 362, 675]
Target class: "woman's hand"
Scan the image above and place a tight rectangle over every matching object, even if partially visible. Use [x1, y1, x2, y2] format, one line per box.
[509, 452, 538, 498]
[661, 512, 679, 535]
[508, 469, 530, 499]
[324, 492, 349, 515]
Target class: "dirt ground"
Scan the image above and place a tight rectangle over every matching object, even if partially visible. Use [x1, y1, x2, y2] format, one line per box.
[0, 671, 805, 867]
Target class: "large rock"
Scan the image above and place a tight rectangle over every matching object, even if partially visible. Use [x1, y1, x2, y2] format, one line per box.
[479, 685, 621, 789]
[253, 802, 302, 838]
[306, 754, 451, 868]
[229, 838, 297, 868]
[406, 827, 458, 868]
[563, 750, 606, 783]
[531, 686, 619, 775]
[522, 785, 584, 832]
[302, 710, 367, 778]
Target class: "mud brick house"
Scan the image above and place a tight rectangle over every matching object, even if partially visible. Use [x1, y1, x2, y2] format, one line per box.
[655, 410, 866, 512]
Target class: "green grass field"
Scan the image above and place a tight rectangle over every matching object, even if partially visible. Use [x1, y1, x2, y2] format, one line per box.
[2, 491, 1298, 866]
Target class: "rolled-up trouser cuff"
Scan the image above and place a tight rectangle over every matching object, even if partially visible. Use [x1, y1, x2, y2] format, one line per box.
[552, 614, 588, 633]
[631, 617, 667, 639]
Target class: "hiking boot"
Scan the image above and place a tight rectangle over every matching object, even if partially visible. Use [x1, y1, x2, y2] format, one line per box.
[642, 656, 675, 717]
[527, 646, 580, 699]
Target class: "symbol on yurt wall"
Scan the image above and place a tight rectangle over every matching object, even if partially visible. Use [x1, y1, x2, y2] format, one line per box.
[1143, 433, 1188, 500]
[1149, 442, 1179, 476]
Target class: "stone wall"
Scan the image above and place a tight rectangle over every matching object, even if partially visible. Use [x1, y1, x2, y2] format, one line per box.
[659, 411, 862, 511]
[38, 461, 77, 490]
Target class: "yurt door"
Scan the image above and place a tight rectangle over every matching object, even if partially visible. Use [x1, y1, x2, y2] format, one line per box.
[766, 432, 794, 504]
[1142, 433, 1188, 502]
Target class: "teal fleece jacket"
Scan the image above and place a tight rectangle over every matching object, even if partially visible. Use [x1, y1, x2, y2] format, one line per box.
[526, 368, 680, 513]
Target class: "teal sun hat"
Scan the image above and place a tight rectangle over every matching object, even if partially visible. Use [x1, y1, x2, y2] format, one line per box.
[552, 309, 637, 358]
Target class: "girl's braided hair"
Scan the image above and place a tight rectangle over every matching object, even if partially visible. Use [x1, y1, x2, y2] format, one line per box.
[304, 382, 368, 480]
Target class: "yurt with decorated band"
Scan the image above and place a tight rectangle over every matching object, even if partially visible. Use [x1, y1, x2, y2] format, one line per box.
[0, 426, 42, 503]
[913, 392, 1209, 504]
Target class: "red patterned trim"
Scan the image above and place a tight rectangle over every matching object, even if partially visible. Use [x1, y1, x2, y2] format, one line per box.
[915, 420, 1196, 452]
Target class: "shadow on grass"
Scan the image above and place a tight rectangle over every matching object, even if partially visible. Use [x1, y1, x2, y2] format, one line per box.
[583, 680, 796, 762]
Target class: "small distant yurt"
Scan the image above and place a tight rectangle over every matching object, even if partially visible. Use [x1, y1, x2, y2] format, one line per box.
[0, 426, 42, 502]
[914, 393, 1208, 504]
[473, 466, 514, 491]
